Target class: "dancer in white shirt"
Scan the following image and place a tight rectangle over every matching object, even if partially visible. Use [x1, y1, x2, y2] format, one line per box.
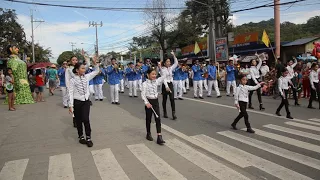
[286, 57, 299, 105]
[68, 58, 99, 147]
[276, 68, 294, 119]
[141, 68, 167, 145]
[160, 51, 178, 120]
[308, 63, 320, 109]
[232, 74, 264, 133]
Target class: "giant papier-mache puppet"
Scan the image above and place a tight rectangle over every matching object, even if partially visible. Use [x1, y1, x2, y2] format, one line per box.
[312, 42, 320, 60]
[4, 45, 34, 104]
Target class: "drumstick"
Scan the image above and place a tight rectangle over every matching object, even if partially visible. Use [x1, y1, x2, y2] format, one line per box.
[151, 107, 159, 118]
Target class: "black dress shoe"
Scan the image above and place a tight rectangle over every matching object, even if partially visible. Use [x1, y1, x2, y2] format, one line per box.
[115, 102, 120, 105]
[199, 97, 204, 99]
[95, 99, 98, 101]
[194, 96, 198, 99]
[231, 124, 238, 130]
[129, 96, 133, 97]
[217, 96, 222, 98]
[178, 98, 184, 100]
[157, 135, 165, 145]
[100, 99, 103, 101]
[247, 128, 255, 133]
[146, 133, 153, 141]
[248, 106, 254, 109]
[111, 102, 115, 104]
[79, 136, 86, 144]
[172, 111, 177, 120]
[121, 91, 125, 93]
[308, 106, 315, 109]
[86, 139, 93, 147]
[207, 95, 212, 97]
[174, 98, 178, 100]
[64, 106, 68, 108]
[134, 96, 138, 98]
[163, 111, 168, 118]
[259, 104, 265, 110]
[286, 115, 294, 119]
[276, 112, 281, 116]
[295, 102, 300, 106]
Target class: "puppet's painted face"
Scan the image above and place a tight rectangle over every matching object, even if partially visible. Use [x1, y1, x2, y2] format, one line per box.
[10, 46, 19, 55]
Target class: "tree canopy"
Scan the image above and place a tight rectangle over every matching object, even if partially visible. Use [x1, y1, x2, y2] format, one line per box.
[0, 8, 52, 62]
[56, 49, 84, 65]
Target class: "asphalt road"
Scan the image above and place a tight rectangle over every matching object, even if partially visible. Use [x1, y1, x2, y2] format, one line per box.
[0, 84, 319, 180]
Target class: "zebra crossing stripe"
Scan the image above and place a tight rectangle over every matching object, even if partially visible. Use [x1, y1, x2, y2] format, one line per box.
[48, 154, 75, 180]
[292, 119, 320, 126]
[218, 131, 320, 170]
[166, 139, 250, 180]
[192, 134, 313, 180]
[285, 121, 320, 132]
[308, 118, 320, 123]
[127, 143, 187, 180]
[264, 124, 320, 141]
[91, 148, 130, 180]
[253, 129, 320, 153]
[161, 124, 250, 168]
[0, 159, 28, 180]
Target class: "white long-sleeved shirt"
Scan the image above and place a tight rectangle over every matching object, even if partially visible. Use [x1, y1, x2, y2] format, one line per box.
[249, 57, 262, 84]
[141, 77, 166, 105]
[260, 65, 270, 77]
[160, 56, 178, 88]
[309, 69, 320, 89]
[65, 60, 90, 89]
[278, 76, 292, 97]
[68, 65, 99, 107]
[234, 84, 261, 105]
[286, 59, 297, 79]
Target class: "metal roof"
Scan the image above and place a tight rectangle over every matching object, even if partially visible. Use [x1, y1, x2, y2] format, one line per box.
[282, 37, 319, 47]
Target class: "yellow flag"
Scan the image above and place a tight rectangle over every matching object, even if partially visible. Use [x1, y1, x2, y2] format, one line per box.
[262, 30, 270, 47]
[194, 41, 201, 54]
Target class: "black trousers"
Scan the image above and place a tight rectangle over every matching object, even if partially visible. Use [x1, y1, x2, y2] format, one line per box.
[233, 101, 251, 128]
[289, 83, 298, 104]
[248, 79, 262, 106]
[73, 99, 91, 138]
[309, 82, 320, 108]
[145, 99, 161, 133]
[276, 90, 290, 115]
[162, 82, 175, 112]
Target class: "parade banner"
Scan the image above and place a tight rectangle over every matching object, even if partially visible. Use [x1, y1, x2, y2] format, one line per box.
[215, 37, 228, 61]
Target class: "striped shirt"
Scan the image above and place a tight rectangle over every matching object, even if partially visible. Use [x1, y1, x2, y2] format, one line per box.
[141, 77, 166, 105]
[68, 65, 99, 107]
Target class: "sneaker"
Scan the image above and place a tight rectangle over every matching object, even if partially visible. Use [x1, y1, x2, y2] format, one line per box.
[86, 138, 93, 147]
[79, 136, 86, 144]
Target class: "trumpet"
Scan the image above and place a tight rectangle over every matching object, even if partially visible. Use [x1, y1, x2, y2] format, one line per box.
[118, 64, 124, 71]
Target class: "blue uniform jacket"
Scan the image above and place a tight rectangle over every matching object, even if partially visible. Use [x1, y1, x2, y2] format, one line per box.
[142, 64, 150, 82]
[192, 65, 204, 81]
[86, 68, 94, 85]
[208, 65, 217, 80]
[173, 67, 182, 81]
[118, 70, 124, 80]
[125, 67, 136, 81]
[93, 68, 105, 85]
[58, 67, 66, 87]
[134, 68, 142, 80]
[226, 65, 236, 81]
[106, 65, 120, 85]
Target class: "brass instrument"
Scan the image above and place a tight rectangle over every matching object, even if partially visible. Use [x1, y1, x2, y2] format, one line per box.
[118, 64, 124, 71]
[201, 63, 208, 78]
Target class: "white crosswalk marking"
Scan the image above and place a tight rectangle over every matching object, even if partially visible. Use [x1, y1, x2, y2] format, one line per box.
[48, 154, 75, 180]
[293, 119, 320, 126]
[264, 124, 320, 141]
[308, 118, 320, 123]
[166, 139, 250, 180]
[127, 143, 187, 180]
[193, 134, 313, 180]
[0, 159, 28, 180]
[91, 148, 130, 180]
[285, 122, 320, 132]
[218, 131, 320, 170]
[253, 129, 320, 153]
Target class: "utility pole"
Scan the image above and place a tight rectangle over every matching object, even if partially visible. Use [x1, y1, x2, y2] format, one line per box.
[69, 42, 76, 52]
[30, 9, 44, 63]
[274, 0, 281, 58]
[89, 21, 103, 57]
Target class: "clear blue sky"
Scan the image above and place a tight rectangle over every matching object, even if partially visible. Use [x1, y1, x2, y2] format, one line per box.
[1, 0, 319, 61]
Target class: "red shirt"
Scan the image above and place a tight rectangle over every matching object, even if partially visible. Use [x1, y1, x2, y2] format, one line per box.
[35, 75, 44, 86]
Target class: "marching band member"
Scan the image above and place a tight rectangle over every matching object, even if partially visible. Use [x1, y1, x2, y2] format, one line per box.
[58, 61, 68, 108]
[248, 53, 265, 110]
[207, 60, 221, 98]
[192, 60, 204, 99]
[173, 64, 183, 100]
[93, 66, 105, 101]
[226, 60, 236, 97]
[68, 58, 99, 147]
[202, 62, 209, 91]
[86, 67, 95, 102]
[136, 62, 143, 91]
[118, 65, 125, 93]
[181, 65, 189, 94]
[125, 62, 137, 97]
[106, 58, 121, 105]
[142, 58, 152, 82]
[232, 74, 264, 133]
[308, 63, 320, 109]
[141, 68, 167, 145]
[286, 57, 299, 105]
[276, 68, 294, 119]
[160, 51, 178, 120]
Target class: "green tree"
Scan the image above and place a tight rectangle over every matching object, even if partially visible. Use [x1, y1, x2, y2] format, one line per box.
[0, 8, 26, 58]
[24, 42, 52, 62]
[57, 51, 74, 65]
